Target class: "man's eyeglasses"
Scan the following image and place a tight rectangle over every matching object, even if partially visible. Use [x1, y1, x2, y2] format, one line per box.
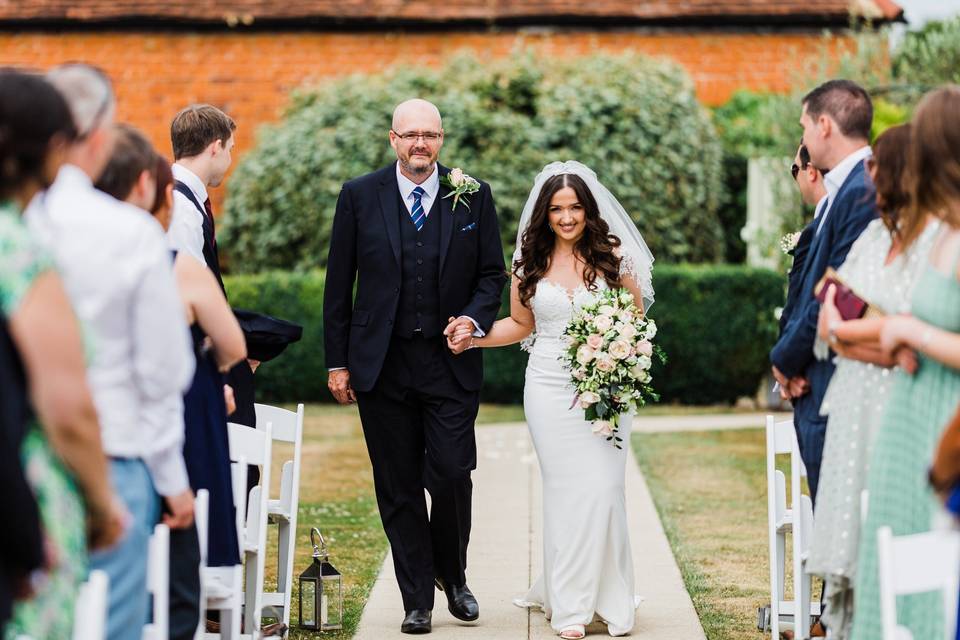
[391, 130, 442, 143]
[791, 163, 803, 180]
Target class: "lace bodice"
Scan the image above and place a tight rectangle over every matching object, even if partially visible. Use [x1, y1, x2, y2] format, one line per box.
[523, 279, 608, 353]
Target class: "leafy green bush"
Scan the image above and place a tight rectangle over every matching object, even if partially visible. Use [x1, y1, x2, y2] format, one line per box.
[221, 53, 726, 271]
[226, 264, 781, 406]
[893, 15, 960, 95]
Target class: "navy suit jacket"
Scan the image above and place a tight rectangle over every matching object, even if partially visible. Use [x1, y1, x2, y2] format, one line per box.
[779, 218, 817, 336]
[323, 163, 507, 393]
[770, 159, 877, 426]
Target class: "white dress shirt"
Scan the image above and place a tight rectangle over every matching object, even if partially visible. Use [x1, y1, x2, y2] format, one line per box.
[168, 163, 207, 263]
[26, 164, 195, 497]
[816, 146, 872, 235]
[396, 162, 440, 217]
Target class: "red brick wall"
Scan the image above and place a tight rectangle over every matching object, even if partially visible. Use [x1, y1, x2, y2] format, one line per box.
[1, 29, 842, 208]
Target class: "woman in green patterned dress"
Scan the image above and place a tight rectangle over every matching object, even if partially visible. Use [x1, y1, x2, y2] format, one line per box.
[0, 70, 124, 639]
[852, 86, 960, 639]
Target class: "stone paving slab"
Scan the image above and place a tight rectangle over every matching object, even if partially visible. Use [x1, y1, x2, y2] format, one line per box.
[353, 424, 706, 639]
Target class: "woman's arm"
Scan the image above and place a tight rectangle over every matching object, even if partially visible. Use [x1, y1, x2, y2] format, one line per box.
[451, 277, 534, 351]
[881, 315, 960, 370]
[175, 254, 246, 371]
[10, 271, 124, 549]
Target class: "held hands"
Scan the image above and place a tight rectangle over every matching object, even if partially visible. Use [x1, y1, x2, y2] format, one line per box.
[328, 369, 356, 404]
[223, 384, 236, 416]
[163, 489, 196, 529]
[881, 315, 920, 375]
[444, 316, 476, 355]
[772, 365, 809, 400]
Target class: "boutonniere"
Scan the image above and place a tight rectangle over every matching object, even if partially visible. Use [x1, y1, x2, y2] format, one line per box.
[780, 230, 803, 255]
[440, 168, 480, 212]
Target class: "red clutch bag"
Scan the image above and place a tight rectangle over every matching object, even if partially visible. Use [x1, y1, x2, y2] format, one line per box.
[814, 268, 881, 321]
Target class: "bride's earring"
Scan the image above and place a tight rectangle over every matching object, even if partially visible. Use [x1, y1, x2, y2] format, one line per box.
[548, 224, 555, 234]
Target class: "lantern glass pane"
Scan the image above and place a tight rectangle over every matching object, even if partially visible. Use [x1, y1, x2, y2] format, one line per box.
[300, 578, 317, 627]
[321, 573, 343, 630]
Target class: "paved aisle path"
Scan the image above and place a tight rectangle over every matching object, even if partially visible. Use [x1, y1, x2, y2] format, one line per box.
[354, 424, 706, 639]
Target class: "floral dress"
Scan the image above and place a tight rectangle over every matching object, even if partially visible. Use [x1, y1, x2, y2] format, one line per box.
[0, 199, 87, 640]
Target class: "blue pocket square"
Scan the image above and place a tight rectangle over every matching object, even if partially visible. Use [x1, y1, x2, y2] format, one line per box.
[460, 222, 477, 232]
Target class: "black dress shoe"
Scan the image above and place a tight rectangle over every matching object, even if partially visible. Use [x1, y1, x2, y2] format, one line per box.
[401, 609, 432, 634]
[435, 578, 480, 622]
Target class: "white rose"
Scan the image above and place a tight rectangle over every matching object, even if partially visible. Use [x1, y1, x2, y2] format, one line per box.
[598, 304, 615, 316]
[572, 367, 586, 381]
[644, 321, 657, 339]
[592, 420, 614, 437]
[579, 391, 600, 408]
[640, 371, 652, 384]
[617, 322, 637, 340]
[608, 340, 632, 360]
[617, 309, 634, 323]
[637, 355, 652, 370]
[619, 291, 634, 305]
[594, 314, 613, 332]
[576, 345, 596, 365]
[594, 353, 615, 372]
[629, 363, 644, 379]
[449, 168, 465, 186]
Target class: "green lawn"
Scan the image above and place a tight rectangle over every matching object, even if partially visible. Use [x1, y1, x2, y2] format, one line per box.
[632, 428, 781, 640]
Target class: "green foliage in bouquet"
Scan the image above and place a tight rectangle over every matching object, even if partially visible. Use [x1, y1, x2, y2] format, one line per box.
[220, 52, 726, 272]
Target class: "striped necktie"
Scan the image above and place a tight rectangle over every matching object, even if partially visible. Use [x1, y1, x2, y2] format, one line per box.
[410, 186, 426, 232]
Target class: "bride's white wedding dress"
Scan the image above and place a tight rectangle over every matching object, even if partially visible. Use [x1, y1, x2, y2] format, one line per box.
[517, 277, 638, 636]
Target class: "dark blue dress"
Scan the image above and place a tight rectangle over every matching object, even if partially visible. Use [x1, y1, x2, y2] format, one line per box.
[183, 323, 240, 566]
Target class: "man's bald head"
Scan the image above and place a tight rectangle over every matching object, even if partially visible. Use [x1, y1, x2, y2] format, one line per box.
[392, 99, 442, 132]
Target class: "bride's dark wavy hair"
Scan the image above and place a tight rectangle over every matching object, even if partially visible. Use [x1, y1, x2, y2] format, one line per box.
[513, 173, 622, 308]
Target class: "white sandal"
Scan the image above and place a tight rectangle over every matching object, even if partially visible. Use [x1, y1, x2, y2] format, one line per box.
[559, 625, 586, 639]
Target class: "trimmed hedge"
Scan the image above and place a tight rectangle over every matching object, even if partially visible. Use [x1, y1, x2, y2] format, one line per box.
[225, 264, 781, 406]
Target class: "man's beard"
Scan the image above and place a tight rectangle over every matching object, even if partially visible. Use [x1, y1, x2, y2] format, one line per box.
[400, 154, 434, 177]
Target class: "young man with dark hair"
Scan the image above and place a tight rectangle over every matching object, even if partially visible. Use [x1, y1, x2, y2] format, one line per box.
[771, 79, 878, 505]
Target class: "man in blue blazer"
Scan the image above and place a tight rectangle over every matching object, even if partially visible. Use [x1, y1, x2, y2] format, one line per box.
[771, 80, 878, 503]
[777, 143, 828, 401]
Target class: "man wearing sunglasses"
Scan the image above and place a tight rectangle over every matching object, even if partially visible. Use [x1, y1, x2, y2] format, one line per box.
[779, 143, 828, 362]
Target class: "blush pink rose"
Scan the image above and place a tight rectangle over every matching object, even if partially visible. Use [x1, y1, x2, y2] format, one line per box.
[586, 334, 603, 350]
[636, 340, 653, 357]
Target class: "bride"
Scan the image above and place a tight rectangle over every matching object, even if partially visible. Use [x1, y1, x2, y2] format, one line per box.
[447, 161, 654, 638]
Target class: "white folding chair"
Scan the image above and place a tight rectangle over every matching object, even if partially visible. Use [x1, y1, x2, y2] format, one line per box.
[142, 524, 170, 640]
[198, 459, 248, 640]
[877, 526, 960, 640]
[763, 415, 819, 639]
[72, 569, 109, 640]
[228, 421, 273, 638]
[254, 402, 304, 630]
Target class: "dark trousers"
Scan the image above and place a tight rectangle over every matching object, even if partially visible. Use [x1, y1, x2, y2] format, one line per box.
[168, 524, 201, 640]
[794, 416, 827, 505]
[356, 334, 479, 612]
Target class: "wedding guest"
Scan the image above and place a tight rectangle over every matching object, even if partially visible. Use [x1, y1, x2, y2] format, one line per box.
[0, 69, 123, 639]
[769, 79, 877, 503]
[24, 63, 195, 640]
[97, 124, 246, 640]
[809, 124, 940, 639]
[851, 85, 960, 640]
[776, 143, 828, 401]
[168, 105, 257, 434]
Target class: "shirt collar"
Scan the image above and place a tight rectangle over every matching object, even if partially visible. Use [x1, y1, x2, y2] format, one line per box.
[813, 194, 829, 219]
[172, 163, 209, 204]
[395, 162, 439, 201]
[56, 163, 94, 190]
[824, 146, 872, 200]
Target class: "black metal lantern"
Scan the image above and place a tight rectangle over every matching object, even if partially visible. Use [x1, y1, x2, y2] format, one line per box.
[298, 527, 343, 631]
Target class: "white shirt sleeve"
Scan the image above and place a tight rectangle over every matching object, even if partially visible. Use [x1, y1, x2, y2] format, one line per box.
[168, 193, 205, 263]
[132, 234, 196, 496]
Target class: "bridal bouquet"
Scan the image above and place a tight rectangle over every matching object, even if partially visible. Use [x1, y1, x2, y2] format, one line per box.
[559, 288, 665, 448]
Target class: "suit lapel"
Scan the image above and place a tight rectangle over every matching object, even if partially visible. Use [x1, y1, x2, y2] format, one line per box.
[438, 165, 455, 277]
[377, 167, 402, 266]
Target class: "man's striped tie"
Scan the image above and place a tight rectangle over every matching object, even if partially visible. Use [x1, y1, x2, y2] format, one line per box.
[410, 186, 426, 231]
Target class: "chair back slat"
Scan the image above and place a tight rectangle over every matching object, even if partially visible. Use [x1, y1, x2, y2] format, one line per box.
[254, 403, 298, 443]
[228, 421, 270, 465]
